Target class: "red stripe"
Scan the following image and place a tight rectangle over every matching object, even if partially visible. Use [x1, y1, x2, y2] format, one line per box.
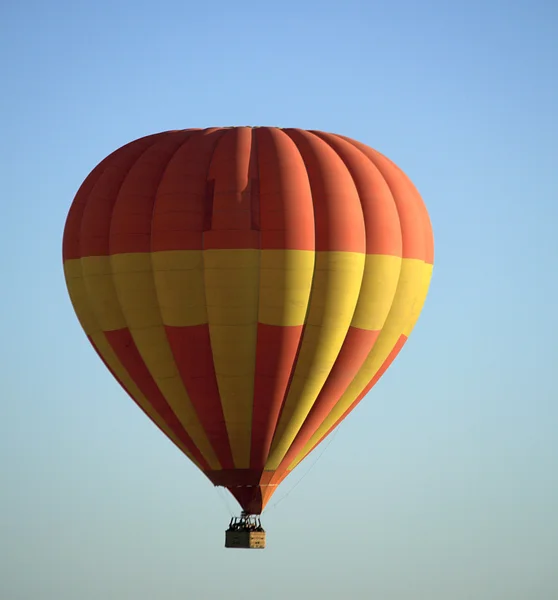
[296, 334, 409, 465]
[255, 127, 315, 251]
[104, 328, 210, 470]
[250, 324, 304, 469]
[274, 327, 380, 477]
[165, 325, 234, 469]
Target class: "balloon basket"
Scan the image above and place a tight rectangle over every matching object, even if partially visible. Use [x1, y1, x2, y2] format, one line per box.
[225, 530, 266, 549]
[225, 513, 266, 549]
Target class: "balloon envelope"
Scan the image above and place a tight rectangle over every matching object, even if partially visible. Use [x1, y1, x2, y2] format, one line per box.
[63, 127, 434, 514]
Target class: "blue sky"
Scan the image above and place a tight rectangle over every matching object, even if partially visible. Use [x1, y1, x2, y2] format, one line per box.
[1, 0, 557, 598]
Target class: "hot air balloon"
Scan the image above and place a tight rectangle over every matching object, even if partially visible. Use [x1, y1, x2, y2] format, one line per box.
[62, 127, 434, 549]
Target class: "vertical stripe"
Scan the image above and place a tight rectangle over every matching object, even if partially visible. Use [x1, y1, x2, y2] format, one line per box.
[284, 129, 366, 252]
[336, 135, 430, 261]
[256, 127, 315, 251]
[80, 135, 163, 257]
[202, 125, 261, 468]
[249, 129, 315, 468]
[203, 250, 259, 468]
[250, 323, 303, 469]
[311, 131, 403, 256]
[165, 325, 234, 469]
[63, 133, 164, 261]
[109, 131, 193, 254]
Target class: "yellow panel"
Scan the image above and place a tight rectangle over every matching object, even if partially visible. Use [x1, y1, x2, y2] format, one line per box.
[258, 249, 315, 326]
[64, 259, 99, 336]
[403, 262, 433, 337]
[110, 253, 221, 470]
[351, 254, 402, 331]
[203, 249, 260, 468]
[80, 256, 127, 331]
[288, 259, 433, 470]
[151, 250, 207, 327]
[265, 251, 366, 469]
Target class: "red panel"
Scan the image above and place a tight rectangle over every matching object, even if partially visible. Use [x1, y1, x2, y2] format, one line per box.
[104, 328, 210, 470]
[250, 324, 305, 469]
[80, 136, 161, 257]
[255, 127, 315, 251]
[63, 133, 165, 260]
[63, 163, 106, 260]
[284, 129, 366, 253]
[274, 327, 380, 477]
[203, 229, 261, 249]
[338, 135, 431, 262]
[165, 325, 234, 469]
[109, 131, 196, 255]
[311, 131, 403, 257]
[151, 128, 225, 252]
[228, 487, 264, 514]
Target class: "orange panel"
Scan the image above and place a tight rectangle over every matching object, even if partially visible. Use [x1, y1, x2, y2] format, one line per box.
[337, 134, 432, 262]
[255, 127, 315, 251]
[284, 129, 366, 253]
[109, 131, 195, 255]
[62, 133, 164, 260]
[311, 131, 402, 256]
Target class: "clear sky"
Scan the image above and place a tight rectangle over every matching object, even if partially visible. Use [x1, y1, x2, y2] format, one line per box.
[1, 0, 557, 598]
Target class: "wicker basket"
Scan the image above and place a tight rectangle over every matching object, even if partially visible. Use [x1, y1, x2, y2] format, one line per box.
[225, 530, 266, 549]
